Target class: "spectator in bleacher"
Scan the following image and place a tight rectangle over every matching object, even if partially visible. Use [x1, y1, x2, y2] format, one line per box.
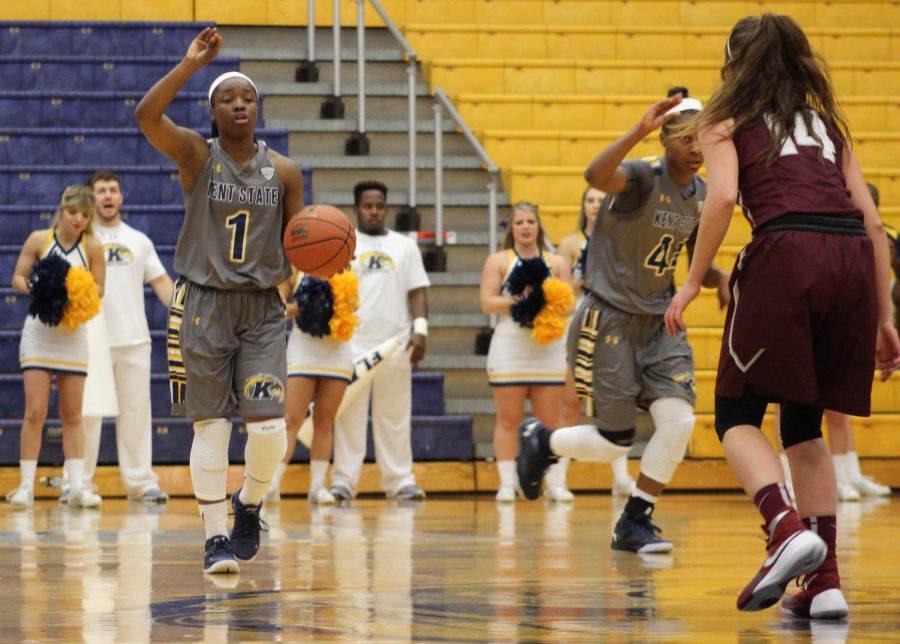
[7, 185, 105, 509]
[517, 88, 729, 554]
[557, 186, 636, 498]
[136, 27, 306, 574]
[480, 201, 574, 503]
[58, 170, 174, 505]
[664, 14, 900, 618]
[264, 268, 357, 505]
[329, 181, 429, 503]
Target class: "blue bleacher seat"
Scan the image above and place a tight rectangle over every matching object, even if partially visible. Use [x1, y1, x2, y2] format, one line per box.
[0, 22, 215, 57]
[0, 127, 289, 166]
[0, 55, 239, 92]
[0, 288, 29, 331]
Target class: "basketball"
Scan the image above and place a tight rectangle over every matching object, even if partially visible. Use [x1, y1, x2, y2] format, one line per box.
[283, 204, 356, 278]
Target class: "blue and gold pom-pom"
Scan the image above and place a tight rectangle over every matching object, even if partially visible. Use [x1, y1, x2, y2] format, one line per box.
[328, 270, 359, 342]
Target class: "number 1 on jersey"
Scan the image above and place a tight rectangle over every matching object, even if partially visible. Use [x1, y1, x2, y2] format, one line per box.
[225, 210, 250, 264]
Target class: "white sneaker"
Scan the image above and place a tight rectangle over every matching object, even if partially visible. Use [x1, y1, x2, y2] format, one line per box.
[612, 476, 636, 497]
[309, 487, 335, 505]
[836, 481, 860, 502]
[6, 486, 34, 508]
[59, 484, 71, 505]
[544, 484, 574, 503]
[264, 485, 281, 504]
[495, 485, 517, 503]
[69, 486, 102, 509]
[852, 475, 891, 497]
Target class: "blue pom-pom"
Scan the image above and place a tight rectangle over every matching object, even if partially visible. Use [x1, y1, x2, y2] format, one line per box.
[294, 275, 334, 337]
[510, 283, 545, 327]
[28, 254, 70, 327]
[506, 257, 550, 296]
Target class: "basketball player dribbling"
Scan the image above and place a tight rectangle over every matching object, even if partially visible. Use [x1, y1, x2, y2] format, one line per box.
[136, 27, 305, 574]
[665, 14, 900, 618]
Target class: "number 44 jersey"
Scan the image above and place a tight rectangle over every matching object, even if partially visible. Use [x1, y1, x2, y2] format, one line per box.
[175, 138, 292, 290]
[584, 155, 707, 316]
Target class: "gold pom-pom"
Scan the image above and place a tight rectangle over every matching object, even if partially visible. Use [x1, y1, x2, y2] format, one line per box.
[530, 277, 574, 345]
[531, 308, 566, 345]
[328, 269, 359, 342]
[59, 266, 101, 331]
[541, 277, 575, 316]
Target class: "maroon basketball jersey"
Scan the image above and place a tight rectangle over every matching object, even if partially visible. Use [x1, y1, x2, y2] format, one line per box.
[734, 111, 862, 228]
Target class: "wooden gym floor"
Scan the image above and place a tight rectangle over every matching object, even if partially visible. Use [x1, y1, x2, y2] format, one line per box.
[0, 492, 896, 642]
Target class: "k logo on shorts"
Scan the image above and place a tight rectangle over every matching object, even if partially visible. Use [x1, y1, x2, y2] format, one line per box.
[243, 373, 285, 402]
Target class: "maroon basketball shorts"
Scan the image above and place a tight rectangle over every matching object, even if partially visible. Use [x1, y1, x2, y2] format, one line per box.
[715, 226, 877, 416]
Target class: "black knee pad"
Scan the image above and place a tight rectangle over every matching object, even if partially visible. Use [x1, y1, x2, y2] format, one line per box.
[598, 427, 635, 447]
[714, 385, 769, 442]
[779, 402, 824, 448]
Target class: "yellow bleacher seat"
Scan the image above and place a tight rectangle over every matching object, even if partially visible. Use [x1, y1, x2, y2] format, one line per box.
[431, 59, 900, 98]
[690, 412, 900, 457]
[408, 25, 897, 62]
[458, 94, 900, 133]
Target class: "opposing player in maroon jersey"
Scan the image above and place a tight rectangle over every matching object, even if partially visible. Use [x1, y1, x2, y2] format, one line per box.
[664, 14, 900, 619]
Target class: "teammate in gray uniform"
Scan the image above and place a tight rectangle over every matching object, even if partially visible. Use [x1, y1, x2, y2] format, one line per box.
[136, 27, 305, 574]
[518, 88, 729, 553]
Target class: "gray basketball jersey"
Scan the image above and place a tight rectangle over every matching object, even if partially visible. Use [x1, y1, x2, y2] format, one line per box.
[583, 156, 706, 315]
[175, 138, 291, 290]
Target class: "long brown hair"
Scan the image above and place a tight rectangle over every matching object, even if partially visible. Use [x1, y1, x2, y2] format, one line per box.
[502, 201, 547, 251]
[701, 13, 850, 164]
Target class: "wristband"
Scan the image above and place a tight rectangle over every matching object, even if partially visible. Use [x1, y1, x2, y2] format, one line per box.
[413, 317, 428, 337]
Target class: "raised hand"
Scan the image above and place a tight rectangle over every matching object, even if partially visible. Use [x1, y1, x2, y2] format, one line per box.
[185, 27, 223, 69]
[639, 94, 684, 135]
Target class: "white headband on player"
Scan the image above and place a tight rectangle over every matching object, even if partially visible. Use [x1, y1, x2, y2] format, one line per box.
[664, 97, 704, 116]
[208, 72, 258, 105]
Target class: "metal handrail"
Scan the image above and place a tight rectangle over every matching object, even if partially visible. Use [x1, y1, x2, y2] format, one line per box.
[433, 87, 499, 174]
[367, 0, 418, 207]
[367, 0, 416, 59]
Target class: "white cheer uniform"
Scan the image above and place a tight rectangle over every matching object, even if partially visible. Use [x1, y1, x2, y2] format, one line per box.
[19, 231, 91, 375]
[486, 250, 567, 386]
[286, 273, 354, 382]
[82, 221, 167, 495]
[331, 230, 430, 497]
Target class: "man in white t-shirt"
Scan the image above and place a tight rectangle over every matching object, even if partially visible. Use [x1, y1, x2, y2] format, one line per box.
[330, 181, 431, 501]
[77, 169, 175, 502]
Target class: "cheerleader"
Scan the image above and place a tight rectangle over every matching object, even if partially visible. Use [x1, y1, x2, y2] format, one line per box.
[7, 185, 105, 509]
[267, 269, 358, 503]
[480, 202, 574, 502]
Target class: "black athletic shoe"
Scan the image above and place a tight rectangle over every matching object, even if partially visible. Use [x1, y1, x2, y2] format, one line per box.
[516, 417, 557, 501]
[230, 490, 267, 561]
[610, 510, 673, 554]
[204, 535, 240, 574]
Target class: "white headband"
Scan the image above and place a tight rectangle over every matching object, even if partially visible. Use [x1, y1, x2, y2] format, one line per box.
[665, 97, 704, 116]
[208, 72, 258, 105]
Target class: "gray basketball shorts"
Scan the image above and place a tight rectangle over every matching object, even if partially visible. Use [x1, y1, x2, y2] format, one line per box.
[566, 295, 696, 431]
[173, 279, 287, 420]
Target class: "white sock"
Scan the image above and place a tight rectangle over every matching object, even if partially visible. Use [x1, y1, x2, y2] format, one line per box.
[497, 460, 517, 488]
[847, 451, 863, 482]
[832, 454, 850, 485]
[549, 424, 631, 462]
[66, 459, 85, 491]
[200, 501, 229, 539]
[271, 461, 288, 488]
[240, 418, 288, 506]
[611, 454, 630, 482]
[310, 459, 329, 491]
[544, 457, 569, 487]
[632, 486, 658, 505]
[20, 460, 37, 489]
